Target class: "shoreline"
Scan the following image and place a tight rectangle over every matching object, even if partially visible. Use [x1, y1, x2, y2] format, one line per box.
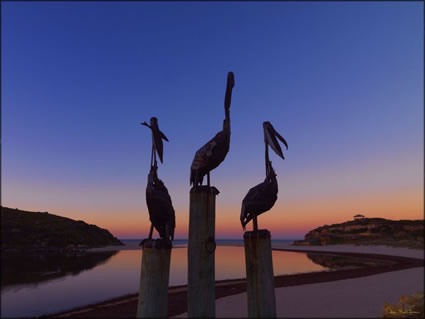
[49, 246, 424, 318]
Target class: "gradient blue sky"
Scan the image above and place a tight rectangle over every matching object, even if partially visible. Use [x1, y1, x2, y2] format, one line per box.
[2, 1, 423, 239]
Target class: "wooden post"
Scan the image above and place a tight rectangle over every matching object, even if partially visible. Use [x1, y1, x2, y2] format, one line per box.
[136, 239, 171, 318]
[244, 229, 276, 318]
[188, 186, 219, 318]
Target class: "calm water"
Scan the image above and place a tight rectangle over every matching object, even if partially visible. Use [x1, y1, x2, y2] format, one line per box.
[1, 241, 388, 318]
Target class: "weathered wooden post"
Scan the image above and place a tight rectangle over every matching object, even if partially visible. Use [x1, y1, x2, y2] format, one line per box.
[188, 186, 218, 318]
[244, 229, 276, 318]
[136, 239, 171, 318]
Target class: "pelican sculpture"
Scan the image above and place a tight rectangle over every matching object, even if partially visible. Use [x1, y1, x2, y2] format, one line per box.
[140, 117, 175, 245]
[190, 72, 235, 187]
[144, 164, 175, 242]
[240, 121, 288, 231]
[141, 117, 169, 165]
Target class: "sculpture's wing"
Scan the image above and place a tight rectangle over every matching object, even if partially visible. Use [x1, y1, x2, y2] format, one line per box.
[190, 132, 221, 185]
[241, 182, 264, 227]
[148, 178, 175, 240]
[243, 181, 268, 203]
[240, 176, 278, 229]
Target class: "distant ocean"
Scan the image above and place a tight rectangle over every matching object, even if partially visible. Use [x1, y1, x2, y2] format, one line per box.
[119, 239, 298, 246]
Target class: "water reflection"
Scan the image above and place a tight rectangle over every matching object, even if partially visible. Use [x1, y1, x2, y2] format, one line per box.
[1, 246, 380, 318]
[305, 252, 395, 270]
[1, 250, 118, 292]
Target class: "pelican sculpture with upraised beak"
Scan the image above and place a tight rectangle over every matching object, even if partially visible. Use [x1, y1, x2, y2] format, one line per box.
[140, 117, 175, 246]
[190, 72, 235, 187]
[240, 121, 288, 231]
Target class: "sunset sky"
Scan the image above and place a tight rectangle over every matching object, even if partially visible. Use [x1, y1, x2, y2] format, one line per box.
[2, 2, 423, 239]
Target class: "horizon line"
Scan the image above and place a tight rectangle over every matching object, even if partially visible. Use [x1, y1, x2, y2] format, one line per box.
[118, 238, 303, 240]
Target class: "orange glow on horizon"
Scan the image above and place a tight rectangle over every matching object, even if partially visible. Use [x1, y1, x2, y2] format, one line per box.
[4, 183, 422, 239]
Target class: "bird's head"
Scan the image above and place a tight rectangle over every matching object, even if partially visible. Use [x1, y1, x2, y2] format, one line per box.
[263, 121, 288, 160]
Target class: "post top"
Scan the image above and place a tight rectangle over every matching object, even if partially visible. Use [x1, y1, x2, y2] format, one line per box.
[140, 238, 173, 250]
[190, 185, 220, 195]
[243, 229, 271, 239]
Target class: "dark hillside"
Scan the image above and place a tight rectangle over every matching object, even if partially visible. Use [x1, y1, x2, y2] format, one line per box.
[293, 218, 424, 248]
[1, 207, 123, 250]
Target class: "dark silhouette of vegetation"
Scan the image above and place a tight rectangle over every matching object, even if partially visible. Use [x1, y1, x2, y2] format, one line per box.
[1, 207, 123, 250]
[294, 218, 424, 248]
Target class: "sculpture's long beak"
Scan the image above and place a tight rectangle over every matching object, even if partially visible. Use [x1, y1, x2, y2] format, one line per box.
[224, 72, 235, 112]
[227, 72, 235, 89]
[159, 129, 169, 142]
[263, 121, 288, 160]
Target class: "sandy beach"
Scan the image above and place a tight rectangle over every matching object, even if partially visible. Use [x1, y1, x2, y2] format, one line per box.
[176, 243, 424, 318]
[186, 267, 423, 318]
[51, 242, 424, 318]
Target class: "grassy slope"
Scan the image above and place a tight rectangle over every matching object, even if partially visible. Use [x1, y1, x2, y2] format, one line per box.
[1, 206, 124, 249]
[294, 218, 424, 249]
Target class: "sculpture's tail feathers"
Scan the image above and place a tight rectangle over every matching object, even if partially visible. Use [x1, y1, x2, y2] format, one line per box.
[190, 169, 194, 186]
[240, 202, 247, 231]
[170, 209, 176, 241]
[166, 222, 175, 242]
[190, 169, 203, 186]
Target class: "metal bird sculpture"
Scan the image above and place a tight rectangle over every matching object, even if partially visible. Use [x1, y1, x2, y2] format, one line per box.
[190, 72, 235, 187]
[140, 117, 175, 246]
[144, 164, 175, 243]
[141, 117, 169, 166]
[240, 122, 288, 231]
[240, 161, 278, 231]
